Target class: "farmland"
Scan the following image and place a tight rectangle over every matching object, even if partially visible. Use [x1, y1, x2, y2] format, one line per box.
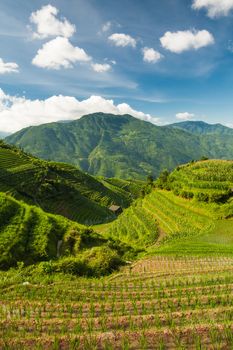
[0, 142, 141, 225]
[0, 151, 233, 349]
[0, 255, 233, 349]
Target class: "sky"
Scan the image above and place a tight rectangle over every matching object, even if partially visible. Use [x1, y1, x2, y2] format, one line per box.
[0, 0, 233, 133]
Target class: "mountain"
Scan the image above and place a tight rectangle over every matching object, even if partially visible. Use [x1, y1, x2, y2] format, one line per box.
[169, 120, 233, 136]
[8, 112, 232, 179]
[169, 121, 233, 160]
[0, 141, 141, 225]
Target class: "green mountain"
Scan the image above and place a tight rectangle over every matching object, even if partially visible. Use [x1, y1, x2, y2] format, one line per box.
[6, 113, 233, 179]
[0, 141, 141, 225]
[169, 120, 233, 136]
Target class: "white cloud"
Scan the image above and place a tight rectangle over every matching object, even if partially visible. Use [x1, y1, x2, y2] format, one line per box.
[91, 63, 111, 73]
[176, 112, 195, 120]
[0, 89, 160, 133]
[30, 4, 76, 39]
[224, 122, 233, 128]
[192, 0, 233, 18]
[0, 58, 19, 74]
[32, 36, 91, 70]
[101, 21, 112, 33]
[108, 33, 136, 48]
[142, 47, 163, 63]
[160, 29, 214, 53]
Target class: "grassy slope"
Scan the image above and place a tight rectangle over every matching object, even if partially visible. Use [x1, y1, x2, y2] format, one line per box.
[0, 158, 233, 349]
[101, 160, 233, 255]
[7, 113, 233, 179]
[0, 142, 141, 225]
[169, 159, 233, 205]
[0, 191, 98, 268]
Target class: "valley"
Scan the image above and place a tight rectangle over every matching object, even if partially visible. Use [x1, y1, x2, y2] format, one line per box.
[1, 0, 233, 348]
[0, 139, 232, 349]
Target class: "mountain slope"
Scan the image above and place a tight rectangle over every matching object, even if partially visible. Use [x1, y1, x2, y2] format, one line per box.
[7, 113, 232, 179]
[168, 159, 233, 206]
[0, 142, 140, 225]
[169, 121, 233, 159]
[100, 159, 233, 252]
[169, 120, 233, 136]
[0, 191, 94, 268]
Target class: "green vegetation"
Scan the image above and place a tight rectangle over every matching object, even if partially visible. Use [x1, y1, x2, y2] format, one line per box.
[1, 256, 233, 349]
[102, 160, 233, 255]
[0, 191, 125, 270]
[0, 141, 141, 225]
[0, 190, 141, 278]
[167, 160, 233, 214]
[0, 141, 233, 348]
[6, 113, 233, 179]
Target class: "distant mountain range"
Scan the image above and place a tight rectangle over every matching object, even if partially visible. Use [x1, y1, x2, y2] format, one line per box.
[169, 120, 233, 136]
[6, 113, 233, 179]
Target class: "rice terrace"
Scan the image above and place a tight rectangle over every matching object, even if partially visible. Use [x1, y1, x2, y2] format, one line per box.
[1, 0, 233, 349]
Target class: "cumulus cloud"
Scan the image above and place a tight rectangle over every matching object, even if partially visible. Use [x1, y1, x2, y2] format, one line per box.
[142, 47, 163, 63]
[30, 4, 76, 39]
[176, 112, 195, 120]
[32, 36, 91, 69]
[91, 63, 111, 73]
[108, 33, 136, 48]
[0, 89, 159, 133]
[192, 0, 233, 18]
[160, 29, 214, 53]
[0, 58, 19, 74]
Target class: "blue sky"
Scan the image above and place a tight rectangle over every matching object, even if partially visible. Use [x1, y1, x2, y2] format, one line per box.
[0, 0, 233, 132]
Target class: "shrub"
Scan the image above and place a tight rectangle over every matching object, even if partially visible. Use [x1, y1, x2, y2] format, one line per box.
[62, 228, 82, 256]
[83, 246, 122, 276]
[180, 190, 194, 199]
[54, 257, 87, 275]
[195, 192, 209, 202]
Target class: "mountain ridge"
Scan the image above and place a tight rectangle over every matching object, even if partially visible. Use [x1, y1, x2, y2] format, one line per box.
[169, 120, 233, 135]
[6, 113, 233, 179]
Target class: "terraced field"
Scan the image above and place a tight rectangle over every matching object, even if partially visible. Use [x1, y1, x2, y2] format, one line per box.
[104, 188, 217, 250]
[1, 256, 233, 349]
[0, 143, 141, 225]
[169, 160, 233, 204]
[0, 192, 96, 269]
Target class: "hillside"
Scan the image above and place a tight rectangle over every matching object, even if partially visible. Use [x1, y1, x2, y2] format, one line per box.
[169, 120, 233, 136]
[1, 157, 233, 349]
[0, 191, 92, 268]
[98, 159, 233, 253]
[7, 113, 233, 179]
[168, 159, 233, 207]
[169, 121, 233, 159]
[0, 142, 141, 225]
